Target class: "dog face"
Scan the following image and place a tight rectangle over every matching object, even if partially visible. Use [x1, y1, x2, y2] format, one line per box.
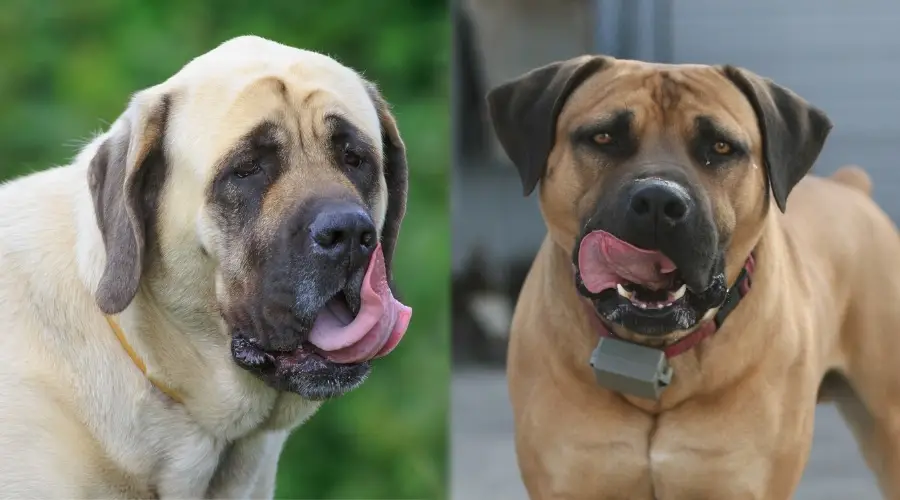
[488, 56, 830, 338]
[87, 36, 410, 400]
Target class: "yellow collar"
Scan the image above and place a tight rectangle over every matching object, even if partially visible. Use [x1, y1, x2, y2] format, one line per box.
[105, 316, 184, 404]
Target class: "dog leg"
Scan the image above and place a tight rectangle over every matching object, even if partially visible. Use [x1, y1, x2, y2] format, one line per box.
[825, 371, 900, 499]
[248, 431, 289, 500]
[205, 430, 288, 499]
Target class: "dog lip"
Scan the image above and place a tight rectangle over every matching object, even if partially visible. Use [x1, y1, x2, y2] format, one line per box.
[581, 265, 727, 336]
[229, 335, 371, 399]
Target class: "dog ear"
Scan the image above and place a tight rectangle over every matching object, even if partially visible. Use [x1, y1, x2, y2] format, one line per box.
[88, 90, 171, 315]
[721, 66, 832, 212]
[486, 55, 612, 196]
[364, 82, 408, 277]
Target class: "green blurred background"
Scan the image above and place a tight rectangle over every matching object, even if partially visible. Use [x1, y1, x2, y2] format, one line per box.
[0, 1, 449, 499]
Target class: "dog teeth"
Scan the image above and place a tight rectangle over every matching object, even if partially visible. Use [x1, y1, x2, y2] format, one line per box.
[616, 283, 633, 300]
[632, 300, 665, 310]
[624, 283, 686, 310]
[669, 284, 687, 302]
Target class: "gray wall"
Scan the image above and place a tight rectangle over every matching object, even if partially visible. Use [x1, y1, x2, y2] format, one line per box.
[672, 0, 900, 217]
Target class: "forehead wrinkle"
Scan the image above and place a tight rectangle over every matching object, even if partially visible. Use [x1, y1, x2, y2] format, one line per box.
[680, 70, 753, 130]
[561, 70, 649, 132]
[645, 70, 753, 147]
[227, 75, 290, 117]
[280, 88, 329, 153]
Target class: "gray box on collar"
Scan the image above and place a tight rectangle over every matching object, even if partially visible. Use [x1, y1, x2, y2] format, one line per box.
[589, 336, 673, 400]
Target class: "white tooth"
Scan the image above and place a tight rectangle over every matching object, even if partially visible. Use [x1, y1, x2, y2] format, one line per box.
[616, 283, 633, 299]
[670, 284, 687, 301]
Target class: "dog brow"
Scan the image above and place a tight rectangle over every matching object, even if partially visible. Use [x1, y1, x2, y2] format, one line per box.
[571, 109, 634, 141]
[693, 115, 748, 152]
[325, 114, 378, 155]
[208, 121, 283, 188]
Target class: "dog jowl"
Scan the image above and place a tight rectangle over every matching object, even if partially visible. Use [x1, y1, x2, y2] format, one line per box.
[487, 56, 830, 338]
[88, 37, 412, 401]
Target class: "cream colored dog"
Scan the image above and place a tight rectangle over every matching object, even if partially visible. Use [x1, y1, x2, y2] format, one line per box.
[0, 35, 412, 498]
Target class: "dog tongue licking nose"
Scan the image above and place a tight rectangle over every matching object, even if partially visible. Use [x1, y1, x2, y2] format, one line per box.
[307, 244, 412, 364]
[577, 230, 677, 293]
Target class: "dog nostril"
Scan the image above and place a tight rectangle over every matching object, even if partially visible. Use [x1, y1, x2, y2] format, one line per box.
[360, 229, 376, 249]
[313, 228, 344, 248]
[631, 196, 651, 216]
[663, 200, 687, 220]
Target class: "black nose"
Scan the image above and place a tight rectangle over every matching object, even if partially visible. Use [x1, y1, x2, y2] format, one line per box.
[309, 203, 376, 264]
[628, 179, 692, 226]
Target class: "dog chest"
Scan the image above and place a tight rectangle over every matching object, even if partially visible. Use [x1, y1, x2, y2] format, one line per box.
[646, 419, 778, 499]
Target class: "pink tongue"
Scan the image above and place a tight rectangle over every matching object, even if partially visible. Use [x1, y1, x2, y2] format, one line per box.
[307, 244, 412, 364]
[577, 230, 677, 293]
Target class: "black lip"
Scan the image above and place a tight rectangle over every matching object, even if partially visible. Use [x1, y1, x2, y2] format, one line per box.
[587, 288, 698, 336]
[576, 266, 728, 337]
[231, 335, 370, 400]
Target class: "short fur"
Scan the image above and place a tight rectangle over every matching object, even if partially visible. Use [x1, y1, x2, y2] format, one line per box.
[490, 54, 900, 499]
[0, 36, 408, 497]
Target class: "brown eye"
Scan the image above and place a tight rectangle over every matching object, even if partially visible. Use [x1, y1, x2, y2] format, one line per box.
[593, 132, 613, 145]
[712, 141, 733, 155]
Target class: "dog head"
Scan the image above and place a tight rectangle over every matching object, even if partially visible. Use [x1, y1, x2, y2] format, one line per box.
[87, 36, 411, 400]
[487, 55, 830, 338]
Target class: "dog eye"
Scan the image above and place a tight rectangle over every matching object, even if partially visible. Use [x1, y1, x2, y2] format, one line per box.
[593, 132, 614, 145]
[233, 161, 262, 179]
[343, 151, 362, 168]
[711, 141, 734, 156]
[342, 144, 365, 168]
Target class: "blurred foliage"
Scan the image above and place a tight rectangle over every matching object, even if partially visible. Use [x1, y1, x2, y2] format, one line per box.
[0, 1, 449, 499]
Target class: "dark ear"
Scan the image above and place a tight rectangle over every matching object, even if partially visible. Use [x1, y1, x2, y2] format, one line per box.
[364, 82, 408, 277]
[721, 66, 832, 212]
[88, 90, 171, 315]
[486, 55, 612, 196]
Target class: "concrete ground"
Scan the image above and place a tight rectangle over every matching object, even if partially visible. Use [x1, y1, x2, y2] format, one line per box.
[451, 367, 882, 500]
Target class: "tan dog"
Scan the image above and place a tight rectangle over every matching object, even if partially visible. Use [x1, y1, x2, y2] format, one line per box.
[0, 35, 412, 498]
[488, 55, 900, 499]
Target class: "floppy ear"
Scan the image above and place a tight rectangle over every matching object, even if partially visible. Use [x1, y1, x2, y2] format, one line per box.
[721, 66, 832, 212]
[364, 83, 408, 276]
[486, 55, 612, 196]
[88, 90, 171, 315]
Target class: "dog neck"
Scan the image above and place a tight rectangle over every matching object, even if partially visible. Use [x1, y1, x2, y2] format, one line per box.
[104, 314, 185, 403]
[102, 279, 309, 436]
[75, 189, 294, 437]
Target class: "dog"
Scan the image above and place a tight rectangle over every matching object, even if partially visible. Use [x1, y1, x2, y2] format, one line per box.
[0, 35, 412, 498]
[487, 54, 900, 499]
